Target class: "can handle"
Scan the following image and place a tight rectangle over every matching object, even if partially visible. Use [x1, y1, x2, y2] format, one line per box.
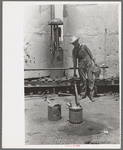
[66, 102, 72, 107]
[44, 96, 52, 104]
[47, 99, 51, 104]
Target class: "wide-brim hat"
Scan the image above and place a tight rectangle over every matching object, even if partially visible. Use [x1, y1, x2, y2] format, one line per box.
[69, 36, 80, 44]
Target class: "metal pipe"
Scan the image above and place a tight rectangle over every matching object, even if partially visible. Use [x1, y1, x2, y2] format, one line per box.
[104, 29, 107, 66]
[50, 5, 52, 19]
[50, 5, 55, 19]
[52, 5, 55, 19]
[51, 25, 52, 49]
[56, 25, 59, 49]
[54, 25, 55, 48]
[24, 67, 79, 71]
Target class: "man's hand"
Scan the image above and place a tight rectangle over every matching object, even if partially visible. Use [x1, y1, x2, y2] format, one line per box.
[94, 61, 97, 66]
[93, 59, 97, 66]
[74, 73, 77, 78]
[72, 74, 78, 81]
[93, 58, 95, 63]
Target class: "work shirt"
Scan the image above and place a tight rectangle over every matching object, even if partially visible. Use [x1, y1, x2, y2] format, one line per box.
[72, 44, 93, 69]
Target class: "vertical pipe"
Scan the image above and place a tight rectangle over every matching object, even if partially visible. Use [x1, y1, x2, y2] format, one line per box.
[104, 28, 107, 65]
[55, 4, 63, 41]
[104, 28, 107, 78]
[50, 5, 52, 19]
[54, 25, 55, 48]
[50, 5, 55, 19]
[52, 5, 55, 19]
[56, 25, 59, 49]
[51, 25, 52, 48]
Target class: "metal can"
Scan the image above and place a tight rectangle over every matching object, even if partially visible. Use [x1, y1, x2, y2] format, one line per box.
[69, 106, 83, 124]
[48, 103, 61, 121]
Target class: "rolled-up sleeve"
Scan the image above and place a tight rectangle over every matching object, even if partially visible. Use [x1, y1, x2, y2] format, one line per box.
[85, 45, 93, 60]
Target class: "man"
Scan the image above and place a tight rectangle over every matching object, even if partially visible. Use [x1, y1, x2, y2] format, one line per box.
[70, 36, 95, 102]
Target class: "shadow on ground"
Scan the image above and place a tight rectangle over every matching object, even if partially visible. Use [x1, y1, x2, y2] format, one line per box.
[58, 119, 106, 136]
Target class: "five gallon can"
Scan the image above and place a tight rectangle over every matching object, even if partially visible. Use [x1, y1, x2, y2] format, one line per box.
[48, 103, 61, 121]
[69, 106, 83, 124]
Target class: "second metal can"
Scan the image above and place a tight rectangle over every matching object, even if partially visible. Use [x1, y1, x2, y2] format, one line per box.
[69, 106, 83, 124]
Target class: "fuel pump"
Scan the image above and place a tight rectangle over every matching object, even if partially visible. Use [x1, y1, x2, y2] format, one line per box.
[48, 18, 64, 79]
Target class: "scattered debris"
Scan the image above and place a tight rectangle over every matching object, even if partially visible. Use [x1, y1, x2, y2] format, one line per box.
[84, 139, 91, 144]
[102, 91, 119, 101]
[84, 139, 99, 144]
[91, 141, 99, 144]
[27, 132, 41, 136]
[103, 130, 109, 134]
[58, 92, 73, 97]
[29, 92, 33, 95]
[88, 127, 94, 131]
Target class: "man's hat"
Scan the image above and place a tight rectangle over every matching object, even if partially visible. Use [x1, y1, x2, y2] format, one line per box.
[69, 36, 80, 44]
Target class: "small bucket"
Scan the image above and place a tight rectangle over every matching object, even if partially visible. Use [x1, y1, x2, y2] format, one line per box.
[69, 106, 83, 124]
[48, 103, 61, 121]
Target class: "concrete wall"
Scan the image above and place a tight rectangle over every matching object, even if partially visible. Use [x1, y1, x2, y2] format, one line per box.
[24, 5, 51, 79]
[24, 4, 119, 79]
[63, 4, 119, 78]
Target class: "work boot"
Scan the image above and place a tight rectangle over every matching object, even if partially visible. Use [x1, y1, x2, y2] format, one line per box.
[90, 97, 95, 102]
[89, 93, 95, 102]
[79, 95, 86, 100]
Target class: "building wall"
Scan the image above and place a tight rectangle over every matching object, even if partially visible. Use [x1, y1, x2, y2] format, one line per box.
[63, 4, 119, 78]
[24, 5, 51, 79]
[24, 4, 120, 79]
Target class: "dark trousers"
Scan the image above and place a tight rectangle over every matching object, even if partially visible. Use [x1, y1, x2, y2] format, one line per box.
[78, 63, 94, 98]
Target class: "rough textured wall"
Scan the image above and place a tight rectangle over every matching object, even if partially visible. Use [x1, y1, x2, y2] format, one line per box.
[24, 5, 51, 79]
[63, 4, 119, 78]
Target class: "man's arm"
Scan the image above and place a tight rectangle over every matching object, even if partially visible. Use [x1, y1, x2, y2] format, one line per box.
[85, 45, 95, 63]
[72, 50, 77, 76]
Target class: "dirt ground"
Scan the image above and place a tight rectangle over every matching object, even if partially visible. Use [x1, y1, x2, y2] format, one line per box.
[25, 94, 120, 145]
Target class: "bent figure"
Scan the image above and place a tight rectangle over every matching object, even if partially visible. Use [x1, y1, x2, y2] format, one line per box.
[70, 36, 95, 102]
